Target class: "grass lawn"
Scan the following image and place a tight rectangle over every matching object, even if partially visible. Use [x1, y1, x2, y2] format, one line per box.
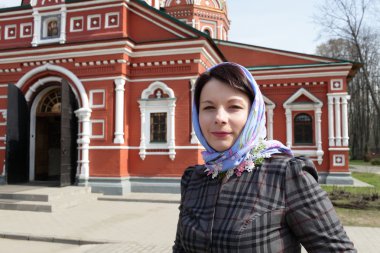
[322, 172, 380, 227]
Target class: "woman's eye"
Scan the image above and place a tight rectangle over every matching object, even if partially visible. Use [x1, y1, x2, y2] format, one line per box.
[230, 105, 243, 109]
[202, 106, 214, 110]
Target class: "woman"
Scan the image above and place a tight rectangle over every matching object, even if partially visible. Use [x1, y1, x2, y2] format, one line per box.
[173, 62, 356, 252]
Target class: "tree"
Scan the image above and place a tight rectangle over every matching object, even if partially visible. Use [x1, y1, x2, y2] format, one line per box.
[315, 0, 380, 159]
[315, 0, 380, 116]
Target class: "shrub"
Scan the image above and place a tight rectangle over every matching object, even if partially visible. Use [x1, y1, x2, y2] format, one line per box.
[371, 158, 380, 165]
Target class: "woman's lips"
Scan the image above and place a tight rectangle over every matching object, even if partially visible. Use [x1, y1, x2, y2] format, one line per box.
[211, 131, 231, 138]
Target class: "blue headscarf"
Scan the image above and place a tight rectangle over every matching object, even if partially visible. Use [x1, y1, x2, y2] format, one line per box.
[192, 62, 293, 177]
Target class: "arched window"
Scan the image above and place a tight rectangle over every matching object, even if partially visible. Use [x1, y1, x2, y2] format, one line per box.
[294, 113, 313, 145]
[37, 88, 61, 115]
[204, 29, 211, 37]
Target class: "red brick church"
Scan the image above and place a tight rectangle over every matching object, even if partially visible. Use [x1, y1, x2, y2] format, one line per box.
[0, 0, 359, 194]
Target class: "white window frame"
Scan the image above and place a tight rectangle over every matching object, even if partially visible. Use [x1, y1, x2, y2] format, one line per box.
[138, 81, 176, 160]
[283, 88, 324, 164]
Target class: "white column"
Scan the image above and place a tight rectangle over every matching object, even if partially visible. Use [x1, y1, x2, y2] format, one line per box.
[138, 101, 146, 160]
[32, 10, 40, 47]
[75, 108, 92, 186]
[190, 79, 198, 144]
[60, 6, 67, 44]
[328, 96, 335, 146]
[315, 107, 323, 165]
[334, 96, 342, 146]
[285, 108, 292, 148]
[168, 101, 176, 160]
[113, 78, 126, 144]
[342, 95, 349, 146]
[267, 108, 274, 140]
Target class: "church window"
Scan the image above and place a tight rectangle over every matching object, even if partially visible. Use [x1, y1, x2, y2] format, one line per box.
[294, 113, 313, 145]
[139, 82, 176, 160]
[150, 113, 167, 143]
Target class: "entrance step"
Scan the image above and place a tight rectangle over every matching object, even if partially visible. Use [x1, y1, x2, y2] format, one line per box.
[0, 185, 101, 213]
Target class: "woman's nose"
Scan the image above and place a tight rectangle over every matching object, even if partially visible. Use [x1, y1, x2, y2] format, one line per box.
[214, 108, 227, 124]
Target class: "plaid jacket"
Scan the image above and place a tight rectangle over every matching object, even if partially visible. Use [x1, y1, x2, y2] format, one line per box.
[173, 157, 356, 253]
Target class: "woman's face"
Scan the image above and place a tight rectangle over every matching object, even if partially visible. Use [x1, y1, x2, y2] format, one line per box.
[199, 78, 251, 152]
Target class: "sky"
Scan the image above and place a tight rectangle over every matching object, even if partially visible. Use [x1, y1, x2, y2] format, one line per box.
[0, 0, 322, 54]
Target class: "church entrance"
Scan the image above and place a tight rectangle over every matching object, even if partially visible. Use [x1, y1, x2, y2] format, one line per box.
[6, 79, 78, 186]
[33, 80, 79, 186]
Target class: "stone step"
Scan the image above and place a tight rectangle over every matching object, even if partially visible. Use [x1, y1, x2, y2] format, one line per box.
[0, 186, 102, 212]
[0, 199, 51, 212]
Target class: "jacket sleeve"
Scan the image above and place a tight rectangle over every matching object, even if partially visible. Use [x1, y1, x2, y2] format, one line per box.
[173, 166, 195, 253]
[284, 157, 357, 252]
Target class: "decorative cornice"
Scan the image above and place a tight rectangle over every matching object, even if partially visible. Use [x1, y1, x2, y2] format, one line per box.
[260, 81, 325, 88]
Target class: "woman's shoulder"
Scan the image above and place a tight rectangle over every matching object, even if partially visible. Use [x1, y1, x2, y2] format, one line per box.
[262, 156, 318, 182]
[181, 165, 204, 184]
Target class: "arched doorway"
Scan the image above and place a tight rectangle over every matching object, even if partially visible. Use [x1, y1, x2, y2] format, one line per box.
[31, 80, 78, 186]
[35, 87, 62, 181]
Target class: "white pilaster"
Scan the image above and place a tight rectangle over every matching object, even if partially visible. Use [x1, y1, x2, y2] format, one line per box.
[168, 102, 176, 160]
[60, 6, 67, 44]
[190, 79, 199, 144]
[75, 108, 92, 186]
[328, 96, 335, 146]
[113, 78, 126, 144]
[315, 107, 323, 164]
[285, 108, 292, 148]
[32, 10, 40, 47]
[267, 109, 274, 140]
[334, 96, 342, 146]
[139, 101, 146, 160]
[342, 95, 349, 146]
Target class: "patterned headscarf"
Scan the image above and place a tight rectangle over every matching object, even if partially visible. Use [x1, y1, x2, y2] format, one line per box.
[192, 62, 293, 177]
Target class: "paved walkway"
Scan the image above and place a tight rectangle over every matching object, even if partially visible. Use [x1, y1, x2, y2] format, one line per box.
[349, 164, 380, 174]
[0, 190, 379, 252]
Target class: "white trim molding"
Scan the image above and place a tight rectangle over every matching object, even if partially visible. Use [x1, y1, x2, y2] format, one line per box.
[138, 81, 176, 160]
[327, 93, 350, 147]
[283, 88, 324, 164]
[89, 89, 105, 109]
[90, 119, 105, 139]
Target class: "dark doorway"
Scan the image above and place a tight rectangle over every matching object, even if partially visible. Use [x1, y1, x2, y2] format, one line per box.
[35, 116, 61, 181]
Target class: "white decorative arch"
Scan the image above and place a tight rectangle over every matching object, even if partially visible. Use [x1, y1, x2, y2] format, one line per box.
[141, 81, 175, 99]
[16, 63, 89, 108]
[139, 81, 176, 160]
[283, 88, 324, 164]
[263, 95, 276, 140]
[201, 25, 214, 38]
[17, 64, 91, 185]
